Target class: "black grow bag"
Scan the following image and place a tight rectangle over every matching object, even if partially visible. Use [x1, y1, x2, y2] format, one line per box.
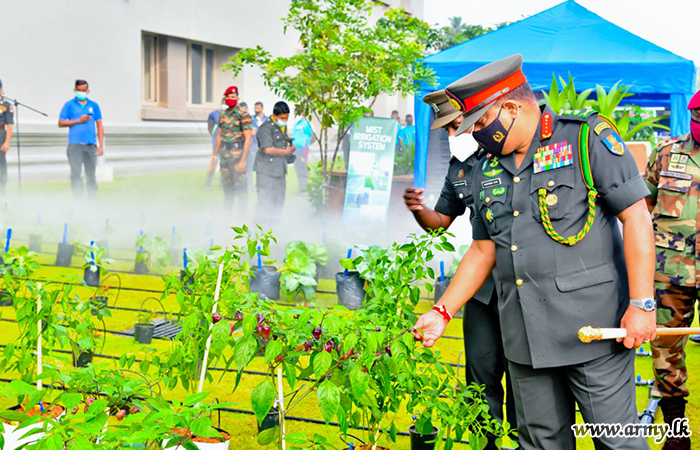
[28, 234, 42, 253]
[75, 351, 93, 368]
[134, 324, 155, 345]
[134, 251, 149, 274]
[84, 267, 100, 287]
[55, 243, 74, 267]
[409, 425, 439, 450]
[250, 266, 280, 300]
[335, 271, 366, 310]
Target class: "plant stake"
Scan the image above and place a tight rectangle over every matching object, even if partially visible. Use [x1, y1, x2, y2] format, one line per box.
[197, 263, 224, 393]
[277, 367, 286, 450]
[183, 248, 188, 269]
[62, 223, 68, 245]
[4, 228, 11, 254]
[344, 248, 352, 277]
[37, 283, 42, 391]
[90, 240, 95, 267]
[439, 261, 445, 282]
[257, 246, 262, 269]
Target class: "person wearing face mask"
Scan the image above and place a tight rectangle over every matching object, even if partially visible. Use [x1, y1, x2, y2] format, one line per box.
[58, 79, 104, 198]
[644, 90, 700, 450]
[214, 86, 253, 210]
[0, 79, 14, 197]
[404, 89, 516, 450]
[413, 54, 655, 450]
[204, 98, 228, 190]
[254, 101, 295, 217]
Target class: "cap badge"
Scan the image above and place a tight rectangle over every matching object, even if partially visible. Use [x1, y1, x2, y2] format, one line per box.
[430, 103, 440, 114]
[448, 98, 462, 111]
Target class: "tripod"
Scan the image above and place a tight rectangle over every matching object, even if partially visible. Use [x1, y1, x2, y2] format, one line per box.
[2, 95, 47, 193]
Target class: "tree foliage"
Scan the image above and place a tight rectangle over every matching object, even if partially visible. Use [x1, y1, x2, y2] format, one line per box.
[436, 16, 510, 50]
[224, 0, 439, 187]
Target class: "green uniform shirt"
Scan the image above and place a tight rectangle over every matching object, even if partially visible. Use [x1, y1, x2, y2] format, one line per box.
[645, 133, 700, 288]
[470, 106, 649, 368]
[219, 106, 252, 144]
[0, 98, 14, 143]
[254, 118, 291, 177]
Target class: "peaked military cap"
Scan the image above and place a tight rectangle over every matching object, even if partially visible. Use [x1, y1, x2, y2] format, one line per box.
[423, 90, 462, 130]
[444, 54, 526, 135]
[688, 89, 700, 110]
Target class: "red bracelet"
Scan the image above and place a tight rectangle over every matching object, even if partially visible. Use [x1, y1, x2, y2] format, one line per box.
[432, 305, 452, 323]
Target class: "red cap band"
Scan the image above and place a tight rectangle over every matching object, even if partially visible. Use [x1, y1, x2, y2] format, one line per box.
[447, 70, 527, 115]
[224, 86, 238, 96]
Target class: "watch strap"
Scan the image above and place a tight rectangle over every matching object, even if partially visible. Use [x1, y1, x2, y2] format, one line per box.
[630, 298, 655, 312]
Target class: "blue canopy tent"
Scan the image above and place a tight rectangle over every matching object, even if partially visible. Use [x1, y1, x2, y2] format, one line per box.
[414, 0, 696, 188]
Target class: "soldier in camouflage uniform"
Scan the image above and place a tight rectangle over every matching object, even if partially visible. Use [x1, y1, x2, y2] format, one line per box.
[644, 90, 700, 450]
[215, 86, 253, 209]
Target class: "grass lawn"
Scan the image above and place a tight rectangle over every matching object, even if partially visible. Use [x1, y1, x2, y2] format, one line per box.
[0, 171, 699, 448]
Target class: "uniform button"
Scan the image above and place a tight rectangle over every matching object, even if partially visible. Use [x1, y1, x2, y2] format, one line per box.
[516, 279, 523, 286]
[513, 176, 521, 184]
[458, 193, 464, 199]
[548, 180, 555, 187]
[513, 210, 520, 217]
[511, 245, 518, 252]
[485, 197, 491, 204]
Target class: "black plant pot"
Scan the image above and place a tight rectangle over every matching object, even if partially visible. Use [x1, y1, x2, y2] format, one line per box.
[84, 267, 100, 287]
[336, 271, 366, 310]
[180, 269, 194, 294]
[75, 351, 94, 368]
[55, 243, 74, 267]
[0, 289, 12, 307]
[134, 252, 149, 274]
[28, 234, 42, 253]
[409, 425, 439, 450]
[250, 266, 280, 300]
[91, 296, 108, 316]
[257, 408, 279, 433]
[134, 323, 155, 345]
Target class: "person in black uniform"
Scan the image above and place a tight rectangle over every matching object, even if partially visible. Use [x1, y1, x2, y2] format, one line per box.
[0, 79, 14, 197]
[254, 101, 295, 218]
[404, 90, 516, 449]
[414, 55, 655, 450]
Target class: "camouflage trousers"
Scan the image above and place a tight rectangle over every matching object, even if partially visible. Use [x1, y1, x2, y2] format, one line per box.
[220, 144, 247, 209]
[651, 281, 697, 398]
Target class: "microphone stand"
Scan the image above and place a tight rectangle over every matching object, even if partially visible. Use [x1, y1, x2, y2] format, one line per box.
[2, 95, 48, 193]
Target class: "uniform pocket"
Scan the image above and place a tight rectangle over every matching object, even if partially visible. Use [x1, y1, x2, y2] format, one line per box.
[555, 263, 614, 292]
[530, 168, 577, 222]
[654, 228, 688, 278]
[655, 176, 690, 218]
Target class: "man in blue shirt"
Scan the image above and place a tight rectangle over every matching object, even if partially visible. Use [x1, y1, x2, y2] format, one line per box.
[292, 108, 314, 191]
[58, 79, 104, 198]
[398, 113, 415, 154]
[205, 99, 227, 189]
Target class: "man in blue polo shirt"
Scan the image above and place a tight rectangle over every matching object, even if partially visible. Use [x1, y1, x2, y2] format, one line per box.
[58, 79, 104, 198]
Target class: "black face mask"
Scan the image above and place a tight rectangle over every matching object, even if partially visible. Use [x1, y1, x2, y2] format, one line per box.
[472, 106, 516, 156]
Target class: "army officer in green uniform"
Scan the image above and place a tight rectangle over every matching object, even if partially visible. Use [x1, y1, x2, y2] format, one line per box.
[0, 79, 14, 197]
[405, 90, 516, 449]
[413, 55, 655, 449]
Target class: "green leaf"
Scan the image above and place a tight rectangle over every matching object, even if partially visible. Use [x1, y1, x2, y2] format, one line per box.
[183, 391, 210, 407]
[190, 417, 222, 439]
[285, 432, 308, 445]
[313, 351, 332, 379]
[265, 339, 283, 364]
[234, 335, 258, 369]
[317, 379, 340, 424]
[257, 426, 279, 446]
[251, 379, 277, 425]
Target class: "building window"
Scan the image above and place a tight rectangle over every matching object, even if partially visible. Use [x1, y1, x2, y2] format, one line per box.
[188, 42, 215, 106]
[142, 34, 158, 103]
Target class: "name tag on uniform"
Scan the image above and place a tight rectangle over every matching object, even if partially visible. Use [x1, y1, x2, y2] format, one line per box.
[660, 170, 692, 180]
[533, 141, 573, 174]
[452, 180, 467, 187]
[481, 178, 502, 189]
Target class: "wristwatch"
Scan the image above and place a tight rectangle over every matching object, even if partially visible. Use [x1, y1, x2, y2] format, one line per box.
[630, 298, 656, 312]
[431, 304, 453, 323]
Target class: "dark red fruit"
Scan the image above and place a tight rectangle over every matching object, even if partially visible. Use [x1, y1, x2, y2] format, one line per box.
[341, 348, 354, 360]
[257, 313, 265, 325]
[116, 409, 126, 421]
[324, 340, 336, 353]
[130, 406, 140, 414]
[212, 313, 222, 324]
[312, 327, 322, 340]
[385, 345, 392, 357]
[86, 397, 95, 407]
[260, 325, 271, 340]
[71, 406, 79, 415]
[375, 327, 381, 332]
[274, 354, 285, 364]
[230, 323, 237, 336]
[303, 340, 313, 352]
[235, 311, 243, 321]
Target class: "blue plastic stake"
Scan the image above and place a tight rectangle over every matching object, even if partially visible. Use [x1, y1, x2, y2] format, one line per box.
[439, 261, 445, 282]
[90, 240, 95, 265]
[349, 443, 354, 450]
[183, 248, 188, 269]
[171, 226, 176, 246]
[4, 228, 11, 254]
[139, 230, 144, 253]
[344, 248, 352, 278]
[38, 402, 44, 413]
[257, 246, 262, 269]
[62, 223, 68, 245]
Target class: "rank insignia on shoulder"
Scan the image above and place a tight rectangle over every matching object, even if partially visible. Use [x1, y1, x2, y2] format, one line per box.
[680, 155, 689, 164]
[561, 107, 595, 119]
[541, 112, 553, 140]
[492, 187, 506, 197]
[485, 208, 494, 223]
[479, 190, 485, 201]
[457, 168, 465, 178]
[593, 121, 611, 136]
[671, 143, 682, 154]
[533, 141, 573, 174]
[671, 154, 680, 163]
[602, 133, 627, 156]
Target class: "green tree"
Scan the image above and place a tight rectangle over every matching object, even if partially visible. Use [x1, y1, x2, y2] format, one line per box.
[224, 0, 438, 195]
[437, 16, 512, 50]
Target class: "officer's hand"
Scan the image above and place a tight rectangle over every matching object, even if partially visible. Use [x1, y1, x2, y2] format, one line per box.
[618, 306, 656, 349]
[287, 144, 296, 155]
[0, 143, 9, 153]
[234, 161, 246, 173]
[78, 115, 90, 124]
[403, 187, 425, 212]
[95, 146, 103, 157]
[412, 310, 447, 348]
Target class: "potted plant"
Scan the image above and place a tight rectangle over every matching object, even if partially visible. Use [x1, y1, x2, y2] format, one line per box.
[28, 234, 42, 253]
[0, 246, 40, 307]
[81, 241, 112, 288]
[54, 291, 107, 368]
[134, 297, 168, 345]
[135, 233, 173, 275]
[337, 246, 382, 310]
[280, 241, 320, 305]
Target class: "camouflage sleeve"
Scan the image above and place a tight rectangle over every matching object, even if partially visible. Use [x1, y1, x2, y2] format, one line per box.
[643, 144, 664, 202]
[588, 118, 650, 216]
[241, 112, 253, 131]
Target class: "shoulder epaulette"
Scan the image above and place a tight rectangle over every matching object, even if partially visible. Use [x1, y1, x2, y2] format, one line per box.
[475, 148, 488, 160]
[654, 135, 685, 152]
[558, 107, 597, 122]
